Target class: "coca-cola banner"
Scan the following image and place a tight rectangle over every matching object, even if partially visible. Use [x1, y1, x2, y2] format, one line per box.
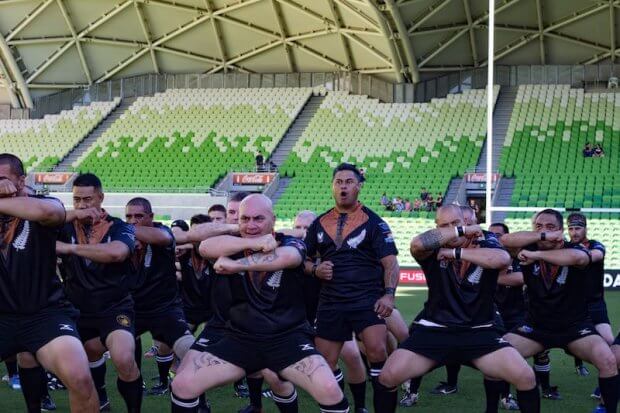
[33, 172, 74, 185]
[232, 173, 276, 185]
[464, 173, 500, 183]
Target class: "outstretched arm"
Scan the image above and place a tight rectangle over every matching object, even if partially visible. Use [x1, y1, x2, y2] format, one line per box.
[519, 248, 590, 268]
[134, 226, 173, 247]
[200, 234, 277, 260]
[57, 241, 130, 264]
[213, 246, 303, 274]
[410, 225, 482, 260]
[173, 223, 238, 245]
[437, 247, 511, 269]
[500, 230, 563, 249]
[0, 197, 65, 227]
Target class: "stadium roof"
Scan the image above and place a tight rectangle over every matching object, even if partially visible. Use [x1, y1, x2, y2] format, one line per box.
[0, 0, 617, 108]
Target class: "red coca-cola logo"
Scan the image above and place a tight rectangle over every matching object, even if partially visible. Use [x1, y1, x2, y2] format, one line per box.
[232, 173, 275, 185]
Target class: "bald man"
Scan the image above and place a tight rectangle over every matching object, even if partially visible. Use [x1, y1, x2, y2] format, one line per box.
[171, 195, 349, 413]
[377, 205, 540, 413]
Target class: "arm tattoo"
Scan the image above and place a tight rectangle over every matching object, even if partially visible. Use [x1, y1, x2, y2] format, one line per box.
[385, 258, 399, 289]
[193, 353, 228, 373]
[290, 355, 326, 382]
[419, 229, 444, 251]
[238, 250, 279, 267]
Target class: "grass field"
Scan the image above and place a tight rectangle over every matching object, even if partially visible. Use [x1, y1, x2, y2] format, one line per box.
[1, 289, 618, 412]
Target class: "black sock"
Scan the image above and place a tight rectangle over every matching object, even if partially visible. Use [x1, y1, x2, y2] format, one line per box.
[19, 366, 44, 413]
[135, 337, 143, 371]
[533, 351, 550, 390]
[600, 375, 620, 413]
[117, 375, 144, 413]
[500, 380, 511, 399]
[516, 387, 540, 413]
[483, 379, 504, 413]
[574, 357, 583, 368]
[319, 397, 349, 413]
[372, 379, 397, 413]
[446, 364, 461, 387]
[333, 368, 344, 390]
[246, 376, 263, 408]
[273, 389, 298, 413]
[156, 353, 174, 386]
[410, 376, 422, 393]
[171, 391, 199, 412]
[89, 357, 108, 402]
[198, 393, 207, 408]
[349, 380, 366, 410]
[40, 368, 51, 398]
[5, 359, 17, 377]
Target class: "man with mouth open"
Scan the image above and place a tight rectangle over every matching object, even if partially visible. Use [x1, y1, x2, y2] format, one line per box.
[304, 163, 400, 412]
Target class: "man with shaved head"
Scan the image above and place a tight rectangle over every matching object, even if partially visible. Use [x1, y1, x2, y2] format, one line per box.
[170, 194, 349, 413]
[377, 205, 540, 413]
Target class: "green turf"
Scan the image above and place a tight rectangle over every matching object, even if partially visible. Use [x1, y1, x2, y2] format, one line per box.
[1, 289, 618, 412]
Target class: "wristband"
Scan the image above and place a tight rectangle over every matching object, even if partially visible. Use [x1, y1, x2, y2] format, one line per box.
[540, 232, 546, 241]
[455, 247, 462, 260]
[311, 263, 318, 277]
[385, 287, 396, 296]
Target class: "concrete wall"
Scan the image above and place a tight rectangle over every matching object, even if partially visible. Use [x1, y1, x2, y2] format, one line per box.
[52, 192, 228, 220]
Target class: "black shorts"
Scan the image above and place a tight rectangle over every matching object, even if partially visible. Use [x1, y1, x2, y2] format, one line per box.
[510, 321, 599, 350]
[135, 307, 191, 348]
[613, 332, 620, 346]
[399, 324, 511, 365]
[183, 307, 211, 330]
[78, 303, 135, 344]
[207, 331, 320, 374]
[0, 305, 80, 360]
[189, 327, 226, 352]
[588, 300, 610, 325]
[315, 307, 385, 342]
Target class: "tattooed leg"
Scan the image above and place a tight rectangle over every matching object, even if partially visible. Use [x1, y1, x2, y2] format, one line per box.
[171, 350, 245, 399]
[280, 355, 344, 405]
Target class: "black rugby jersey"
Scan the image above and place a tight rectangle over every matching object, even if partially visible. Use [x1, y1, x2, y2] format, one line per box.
[521, 242, 591, 330]
[224, 234, 310, 339]
[495, 259, 526, 321]
[178, 249, 212, 318]
[582, 240, 606, 303]
[305, 203, 398, 310]
[58, 216, 135, 315]
[0, 196, 68, 314]
[416, 231, 505, 328]
[132, 223, 181, 315]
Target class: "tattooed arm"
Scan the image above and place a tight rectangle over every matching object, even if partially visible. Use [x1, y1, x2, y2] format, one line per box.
[213, 246, 303, 274]
[410, 225, 482, 260]
[374, 254, 400, 318]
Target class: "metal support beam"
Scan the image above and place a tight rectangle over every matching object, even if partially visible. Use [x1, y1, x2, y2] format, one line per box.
[544, 3, 608, 33]
[535, 0, 545, 64]
[411, 24, 469, 35]
[29, 82, 89, 89]
[326, 0, 354, 70]
[385, 0, 419, 81]
[57, 0, 92, 84]
[0, 57, 21, 108]
[204, 0, 228, 72]
[462, 0, 478, 66]
[544, 32, 608, 52]
[134, 0, 159, 74]
[342, 32, 392, 65]
[0, 31, 32, 108]
[481, 34, 539, 66]
[154, 46, 221, 65]
[5, 0, 54, 42]
[335, 0, 378, 28]
[611, 0, 616, 63]
[407, 0, 452, 34]
[27, 0, 134, 83]
[270, 0, 295, 72]
[363, 0, 404, 82]
[207, 40, 282, 73]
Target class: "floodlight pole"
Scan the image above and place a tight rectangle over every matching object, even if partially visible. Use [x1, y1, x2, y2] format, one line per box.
[486, 0, 494, 226]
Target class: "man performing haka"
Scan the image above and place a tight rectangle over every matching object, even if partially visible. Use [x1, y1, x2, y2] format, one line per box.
[124, 197, 195, 396]
[377, 204, 540, 413]
[0, 154, 98, 412]
[56, 173, 142, 412]
[501, 209, 619, 413]
[304, 163, 399, 412]
[171, 194, 349, 413]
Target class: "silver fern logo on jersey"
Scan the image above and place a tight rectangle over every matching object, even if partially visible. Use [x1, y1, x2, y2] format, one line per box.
[347, 229, 366, 249]
[266, 270, 283, 288]
[12, 221, 30, 250]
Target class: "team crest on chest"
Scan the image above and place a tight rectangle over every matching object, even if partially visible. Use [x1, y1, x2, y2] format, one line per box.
[466, 266, 483, 285]
[144, 245, 153, 268]
[317, 232, 324, 244]
[556, 267, 568, 285]
[266, 270, 283, 288]
[532, 263, 540, 276]
[12, 221, 29, 250]
[347, 229, 366, 249]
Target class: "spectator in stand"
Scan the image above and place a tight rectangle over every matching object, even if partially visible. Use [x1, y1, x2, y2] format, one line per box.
[583, 143, 593, 157]
[394, 197, 404, 212]
[436, 193, 444, 208]
[381, 193, 389, 207]
[468, 198, 480, 219]
[255, 151, 264, 171]
[404, 199, 411, 212]
[420, 187, 429, 201]
[426, 194, 435, 211]
[413, 199, 421, 211]
[593, 144, 605, 158]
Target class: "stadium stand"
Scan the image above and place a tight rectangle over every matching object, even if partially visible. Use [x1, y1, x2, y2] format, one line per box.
[276, 87, 499, 218]
[500, 84, 620, 208]
[0, 99, 120, 172]
[73, 88, 312, 190]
